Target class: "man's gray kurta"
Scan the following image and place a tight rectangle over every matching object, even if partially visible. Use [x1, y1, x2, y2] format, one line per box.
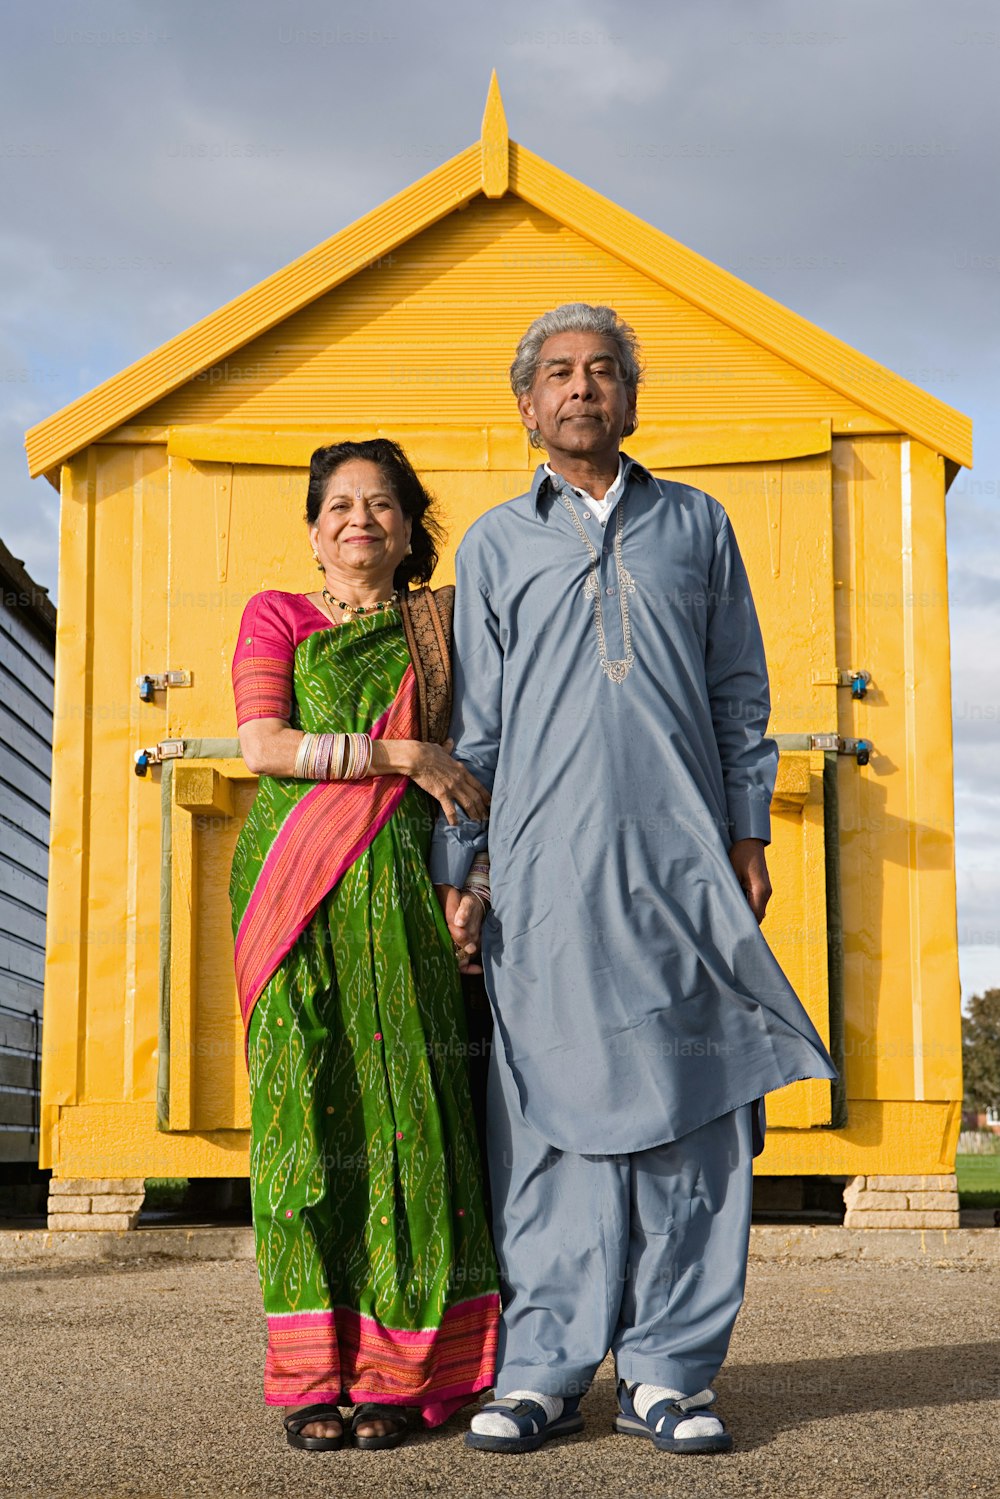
[429, 457, 836, 1155]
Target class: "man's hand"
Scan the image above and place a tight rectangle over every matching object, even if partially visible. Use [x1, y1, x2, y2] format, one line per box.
[728, 838, 772, 924]
[434, 883, 486, 973]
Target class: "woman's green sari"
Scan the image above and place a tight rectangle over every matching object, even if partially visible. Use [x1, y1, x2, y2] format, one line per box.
[230, 604, 498, 1424]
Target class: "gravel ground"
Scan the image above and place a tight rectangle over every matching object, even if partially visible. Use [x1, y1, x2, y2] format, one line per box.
[1, 1255, 997, 1498]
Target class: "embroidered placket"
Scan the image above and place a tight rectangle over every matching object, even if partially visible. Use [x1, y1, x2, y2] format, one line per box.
[561, 494, 636, 683]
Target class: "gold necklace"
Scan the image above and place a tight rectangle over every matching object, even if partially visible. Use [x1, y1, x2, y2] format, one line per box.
[322, 587, 400, 623]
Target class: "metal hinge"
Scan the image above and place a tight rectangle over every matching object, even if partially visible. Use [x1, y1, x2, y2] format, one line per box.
[810, 734, 872, 765]
[812, 668, 873, 699]
[134, 739, 186, 776]
[136, 670, 192, 703]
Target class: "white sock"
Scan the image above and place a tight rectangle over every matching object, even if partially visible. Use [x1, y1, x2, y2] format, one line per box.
[471, 1389, 564, 1438]
[631, 1383, 722, 1441]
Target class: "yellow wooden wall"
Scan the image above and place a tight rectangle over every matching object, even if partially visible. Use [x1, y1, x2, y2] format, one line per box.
[141, 198, 880, 435]
[40, 191, 962, 1179]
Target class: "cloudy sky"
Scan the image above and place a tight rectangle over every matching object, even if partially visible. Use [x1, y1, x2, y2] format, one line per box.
[3, 0, 998, 999]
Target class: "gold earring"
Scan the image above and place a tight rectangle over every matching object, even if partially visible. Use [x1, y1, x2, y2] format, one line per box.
[312, 549, 324, 571]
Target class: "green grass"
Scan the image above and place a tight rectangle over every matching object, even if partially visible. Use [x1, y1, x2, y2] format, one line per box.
[956, 1153, 1000, 1208]
[143, 1177, 189, 1209]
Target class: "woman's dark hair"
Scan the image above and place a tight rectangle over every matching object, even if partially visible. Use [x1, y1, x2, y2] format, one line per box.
[305, 438, 443, 590]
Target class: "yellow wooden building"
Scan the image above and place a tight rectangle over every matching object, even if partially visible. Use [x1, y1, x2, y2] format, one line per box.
[26, 78, 971, 1228]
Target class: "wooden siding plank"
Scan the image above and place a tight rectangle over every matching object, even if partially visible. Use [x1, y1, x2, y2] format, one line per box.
[168, 794, 195, 1131]
[39, 453, 92, 1161]
[82, 447, 136, 1102]
[0, 857, 47, 915]
[0, 1007, 40, 1050]
[0, 610, 57, 676]
[0, 706, 53, 772]
[0, 744, 51, 812]
[0, 931, 46, 985]
[0, 783, 50, 849]
[0, 973, 42, 1015]
[0, 1092, 37, 1127]
[125, 447, 170, 1106]
[0, 836, 49, 889]
[0, 1131, 39, 1162]
[0, 1053, 36, 1089]
[0, 676, 54, 750]
[901, 441, 962, 1101]
[0, 630, 55, 712]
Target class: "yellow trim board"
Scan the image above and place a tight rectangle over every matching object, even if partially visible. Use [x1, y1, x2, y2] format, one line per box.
[49, 1098, 960, 1179]
[756, 1100, 961, 1176]
[166, 418, 830, 472]
[55, 1102, 250, 1177]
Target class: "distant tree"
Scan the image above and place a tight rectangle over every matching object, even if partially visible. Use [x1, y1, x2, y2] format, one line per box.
[962, 988, 1000, 1111]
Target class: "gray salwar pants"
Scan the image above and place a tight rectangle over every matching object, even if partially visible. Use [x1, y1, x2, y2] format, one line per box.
[487, 1050, 756, 1400]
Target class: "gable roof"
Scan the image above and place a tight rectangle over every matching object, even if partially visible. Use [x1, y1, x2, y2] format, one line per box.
[25, 73, 971, 479]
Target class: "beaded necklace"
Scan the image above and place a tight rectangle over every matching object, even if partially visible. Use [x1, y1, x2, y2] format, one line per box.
[322, 588, 400, 624]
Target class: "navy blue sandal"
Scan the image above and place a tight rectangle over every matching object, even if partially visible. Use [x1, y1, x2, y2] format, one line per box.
[465, 1394, 584, 1453]
[615, 1379, 732, 1454]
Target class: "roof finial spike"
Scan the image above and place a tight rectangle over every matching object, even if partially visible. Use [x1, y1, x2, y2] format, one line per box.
[480, 69, 509, 198]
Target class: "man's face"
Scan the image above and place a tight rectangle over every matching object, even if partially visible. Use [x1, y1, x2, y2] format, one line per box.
[517, 330, 635, 463]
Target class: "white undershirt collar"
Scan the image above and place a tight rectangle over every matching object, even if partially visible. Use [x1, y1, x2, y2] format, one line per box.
[544, 457, 626, 527]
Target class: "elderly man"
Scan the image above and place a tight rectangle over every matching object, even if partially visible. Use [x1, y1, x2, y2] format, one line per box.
[432, 304, 834, 1456]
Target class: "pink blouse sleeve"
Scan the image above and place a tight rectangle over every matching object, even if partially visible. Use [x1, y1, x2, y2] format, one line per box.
[232, 592, 295, 727]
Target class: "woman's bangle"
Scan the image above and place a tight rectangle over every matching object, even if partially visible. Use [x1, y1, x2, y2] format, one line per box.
[462, 853, 491, 908]
[295, 732, 373, 780]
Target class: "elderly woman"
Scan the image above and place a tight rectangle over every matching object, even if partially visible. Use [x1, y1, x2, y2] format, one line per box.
[229, 439, 499, 1453]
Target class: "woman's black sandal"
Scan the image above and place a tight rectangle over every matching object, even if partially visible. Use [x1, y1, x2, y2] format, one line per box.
[351, 1403, 414, 1450]
[282, 1403, 345, 1451]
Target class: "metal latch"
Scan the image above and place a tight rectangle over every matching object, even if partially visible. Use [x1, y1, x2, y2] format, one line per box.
[809, 734, 872, 766]
[137, 670, 192, 703]
[838, 669, 872, 700]
[134, 739, 186, 776]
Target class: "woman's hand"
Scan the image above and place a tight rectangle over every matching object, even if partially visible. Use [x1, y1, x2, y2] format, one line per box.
[372, 738, 490, 825]
[407, 740, 491, 825]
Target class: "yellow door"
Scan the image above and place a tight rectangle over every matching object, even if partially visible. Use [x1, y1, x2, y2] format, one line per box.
[159, 450, 841, 1133]
[658, 455, 840, 1126]
[162, 456, 314, 1133]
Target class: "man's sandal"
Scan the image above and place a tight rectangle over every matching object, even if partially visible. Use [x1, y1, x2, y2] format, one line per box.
[465, 1394, 584, 1453]
[282, 1403, 345, 1451]
[350, 1403, 414, 1451]
[615, 1379, 733, 1454]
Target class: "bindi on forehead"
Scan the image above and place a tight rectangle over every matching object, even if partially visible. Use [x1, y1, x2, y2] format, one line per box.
[323, 483, 395, 503]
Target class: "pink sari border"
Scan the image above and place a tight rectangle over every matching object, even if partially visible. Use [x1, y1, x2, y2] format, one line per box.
[262, 1292, 500, 1426]
[234, 668, 416, 1053]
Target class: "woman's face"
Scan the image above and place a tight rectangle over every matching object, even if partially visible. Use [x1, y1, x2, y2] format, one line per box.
[309, 459, 412, 589]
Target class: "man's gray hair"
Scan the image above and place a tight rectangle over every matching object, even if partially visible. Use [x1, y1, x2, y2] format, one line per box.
[509, 302, 644, 398]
